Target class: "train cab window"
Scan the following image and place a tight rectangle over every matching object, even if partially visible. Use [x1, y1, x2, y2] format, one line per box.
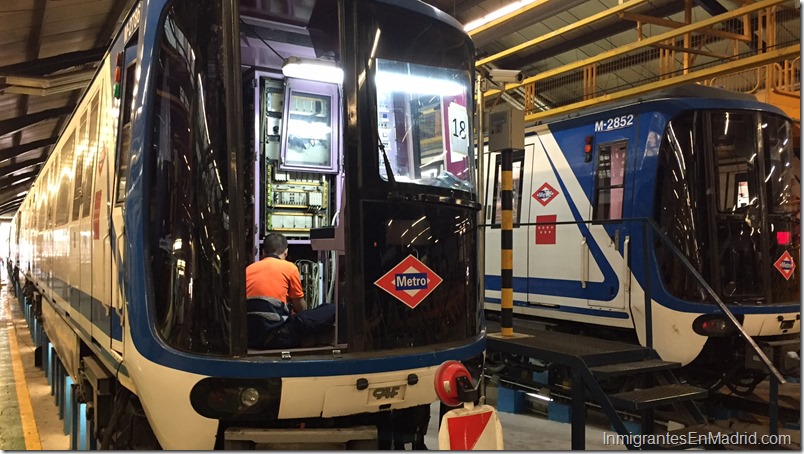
[655, 111, 710, 301]
[711, 112, 757, 212]
[593, 140, 627, 220]
[147, 2, 233, 354]
[490, 150, 524, 226]
[762, 113, 799, 214]
[116, 62, 136, 205]
[374, 58, 475, 193]
[761, 113, 800, 302]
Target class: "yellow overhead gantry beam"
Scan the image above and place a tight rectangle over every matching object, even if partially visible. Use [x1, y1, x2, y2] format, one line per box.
[619, 12, 753, 42]
[523, 45, 800, 123]
[483, 0, 787, 98]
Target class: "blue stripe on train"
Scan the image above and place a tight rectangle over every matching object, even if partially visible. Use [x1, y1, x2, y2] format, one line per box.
[34, 283, 130, 380]
[484, 274, 619, 302]
[48, 276, 122, 341]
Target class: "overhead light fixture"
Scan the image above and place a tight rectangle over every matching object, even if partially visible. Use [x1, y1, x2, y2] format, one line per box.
[375, 71, 464, 96]
[464, 0, 539, 32]
[282, 57, 343, 84]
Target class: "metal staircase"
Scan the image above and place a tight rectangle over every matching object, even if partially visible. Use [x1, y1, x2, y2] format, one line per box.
[486, 327, 719, 450]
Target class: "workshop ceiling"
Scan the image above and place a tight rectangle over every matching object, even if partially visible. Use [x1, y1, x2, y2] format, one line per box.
[0, 0, 134, 219]
[0, 0, 800, 218]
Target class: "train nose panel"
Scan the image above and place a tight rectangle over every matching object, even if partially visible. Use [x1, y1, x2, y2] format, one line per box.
[742, 312, 801, 336]
[277, 366, 439, 419]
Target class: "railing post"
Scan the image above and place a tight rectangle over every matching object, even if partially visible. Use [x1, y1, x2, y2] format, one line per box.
[500, 148, 514, 337]
[642, 220, 652, 349]
[769, 374, 779, 437]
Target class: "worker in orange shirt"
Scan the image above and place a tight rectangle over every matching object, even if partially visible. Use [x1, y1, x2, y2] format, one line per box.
[246, 232, 335, 349]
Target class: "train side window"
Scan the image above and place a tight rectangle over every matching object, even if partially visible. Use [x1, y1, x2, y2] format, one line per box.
[491, 150, 525, 227]
[82, 92, 100, 218]
[116, 61, 137, 205]
[593, 140, 627, 221]
[56, 133, 75, 226]
[38, 172, 47, 229]
[43, 166, 51, 228]
[72, 112, 88, 221]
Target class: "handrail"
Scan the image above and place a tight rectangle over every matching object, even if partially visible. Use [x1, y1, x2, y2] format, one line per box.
[479, 215, 787, 383]
[643, 217, 786, 384]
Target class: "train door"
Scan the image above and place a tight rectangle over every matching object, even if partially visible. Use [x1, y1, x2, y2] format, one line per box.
[108, 46, 137, 355]
[483, 148, 531, 309]
[586, 122, 637, 309]
[526, 131, 595, 308]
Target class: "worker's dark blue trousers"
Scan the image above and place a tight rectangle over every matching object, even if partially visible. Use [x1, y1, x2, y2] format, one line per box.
[270, 303, 336, 349]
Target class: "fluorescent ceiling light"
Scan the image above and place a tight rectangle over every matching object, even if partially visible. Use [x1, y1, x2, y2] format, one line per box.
[375, 72, 464, 96]
[282, 57, 343, 84]
[464, 0, 539, 32]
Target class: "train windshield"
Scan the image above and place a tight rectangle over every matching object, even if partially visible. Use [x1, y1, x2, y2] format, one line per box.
[375, 59, 474, 192]
[655, 110, 800, 305]
[368, 2, 475, 196]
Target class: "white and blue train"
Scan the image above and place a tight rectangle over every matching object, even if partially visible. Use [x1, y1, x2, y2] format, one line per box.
[6, 0, 484, 449]
[483, 85, 800, 388]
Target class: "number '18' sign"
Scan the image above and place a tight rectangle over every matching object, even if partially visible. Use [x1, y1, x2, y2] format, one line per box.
[448, 102, 469, 163]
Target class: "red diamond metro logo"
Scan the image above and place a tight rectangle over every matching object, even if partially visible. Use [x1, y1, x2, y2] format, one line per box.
[374, 255, 443, 309]
[774, 250, 796, 280]
[533, 182, 559, 206]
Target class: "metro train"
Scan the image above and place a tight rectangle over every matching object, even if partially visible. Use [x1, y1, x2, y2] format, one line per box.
[482, 85, 800, 389]
[5, 0, 484, 449]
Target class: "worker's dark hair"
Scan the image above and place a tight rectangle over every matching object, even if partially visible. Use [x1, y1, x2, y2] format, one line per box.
[263, 233, 288, 256]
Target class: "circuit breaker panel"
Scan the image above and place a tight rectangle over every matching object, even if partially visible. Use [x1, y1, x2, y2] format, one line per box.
[264, 164, 329, 239]
[257, 74, 338, 241]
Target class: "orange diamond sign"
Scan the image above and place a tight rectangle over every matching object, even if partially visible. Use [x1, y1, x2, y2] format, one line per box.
[374, 255, 443, 309]
[774, 250, 796, 280]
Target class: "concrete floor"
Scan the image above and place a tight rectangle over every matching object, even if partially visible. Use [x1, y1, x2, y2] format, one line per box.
[0, 272, 70, 450]
[423, 401, 622, 450]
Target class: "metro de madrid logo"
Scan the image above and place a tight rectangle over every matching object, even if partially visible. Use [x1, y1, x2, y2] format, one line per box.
[374, 255, 444, 309]
[533, 182, 559, 207]
[774, 250, 796, 280]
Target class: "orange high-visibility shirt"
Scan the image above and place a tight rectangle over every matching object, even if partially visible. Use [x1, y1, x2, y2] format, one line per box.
[245, 257, 304, 302]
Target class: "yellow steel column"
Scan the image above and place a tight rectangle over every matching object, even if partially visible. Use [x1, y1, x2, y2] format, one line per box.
[683, 0, 691, 74]
[500, 148, 514, 337]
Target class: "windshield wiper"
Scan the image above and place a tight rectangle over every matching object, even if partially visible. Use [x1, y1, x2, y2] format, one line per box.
[378, 137, 396, 184]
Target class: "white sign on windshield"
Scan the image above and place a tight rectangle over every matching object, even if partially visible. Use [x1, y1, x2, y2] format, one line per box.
[448, 102, 469, 163]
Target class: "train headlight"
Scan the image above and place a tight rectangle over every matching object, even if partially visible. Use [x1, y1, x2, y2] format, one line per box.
[692, 314, 740, 336]
[191, 378, 281, 420]
[240, 387, 260, 407]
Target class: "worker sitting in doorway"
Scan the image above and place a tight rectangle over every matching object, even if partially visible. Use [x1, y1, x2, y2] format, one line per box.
[246, 232, 335, 349]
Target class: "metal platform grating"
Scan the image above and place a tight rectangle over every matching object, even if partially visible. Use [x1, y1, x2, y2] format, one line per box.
[486, 327, 651, 366]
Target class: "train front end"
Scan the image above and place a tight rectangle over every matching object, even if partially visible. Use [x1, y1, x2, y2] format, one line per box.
[650, 94, 800, 388]
[123, 0, 483, 449]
